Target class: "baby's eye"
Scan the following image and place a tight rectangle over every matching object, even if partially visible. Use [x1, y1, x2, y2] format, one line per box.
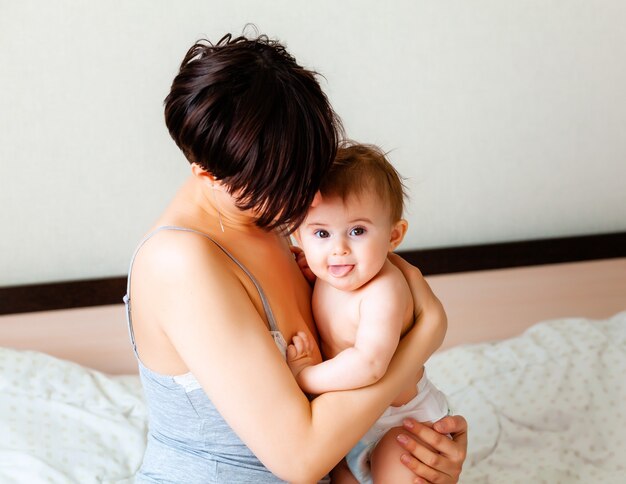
[350, 227, 366, 236]
[314, 229, 330, 239]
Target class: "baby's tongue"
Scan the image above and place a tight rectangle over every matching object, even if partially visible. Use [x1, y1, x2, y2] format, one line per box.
[329, 265, 353, 277]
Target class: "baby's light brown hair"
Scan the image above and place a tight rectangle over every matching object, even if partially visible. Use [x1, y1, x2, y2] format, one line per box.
[319, 141, 407, 222]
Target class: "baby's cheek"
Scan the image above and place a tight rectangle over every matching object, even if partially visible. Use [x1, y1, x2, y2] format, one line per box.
[309, 263, 324, 279]
[307, 256, 324, 272]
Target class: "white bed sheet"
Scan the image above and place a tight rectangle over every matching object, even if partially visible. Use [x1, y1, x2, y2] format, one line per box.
[1, 312, 624, 483]
[0, 349, 146, 483]
[427, 311, 626, 483]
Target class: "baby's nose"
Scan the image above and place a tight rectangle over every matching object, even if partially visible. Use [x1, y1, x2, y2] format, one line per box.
[333, 240, 350, 256]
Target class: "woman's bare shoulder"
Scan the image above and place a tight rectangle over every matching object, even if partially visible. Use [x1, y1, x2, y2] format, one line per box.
[133, 228, 230, 279]
[129, 228, 244, 325]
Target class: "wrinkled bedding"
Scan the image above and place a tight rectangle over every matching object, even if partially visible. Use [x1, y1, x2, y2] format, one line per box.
[0, 350, 146, 483]
[428, 311, 626, 483]
[0, 312, 624, 483]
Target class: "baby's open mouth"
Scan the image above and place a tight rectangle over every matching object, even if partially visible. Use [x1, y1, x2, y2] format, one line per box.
[328, 265, 354, 277]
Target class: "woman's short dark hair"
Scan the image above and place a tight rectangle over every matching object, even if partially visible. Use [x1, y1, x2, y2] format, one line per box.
[164, 33, 344, 231]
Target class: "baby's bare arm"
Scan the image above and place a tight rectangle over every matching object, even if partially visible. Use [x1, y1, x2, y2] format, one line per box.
[294, 275, 409, 394]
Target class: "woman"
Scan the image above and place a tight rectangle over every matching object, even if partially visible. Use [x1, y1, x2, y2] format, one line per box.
[125, 33, 467, 483]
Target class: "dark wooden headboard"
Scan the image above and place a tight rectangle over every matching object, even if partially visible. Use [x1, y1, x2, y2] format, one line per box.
[1, 231, 625, 315]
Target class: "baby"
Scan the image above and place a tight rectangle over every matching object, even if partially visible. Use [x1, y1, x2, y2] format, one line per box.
[288, 142, 449, 483]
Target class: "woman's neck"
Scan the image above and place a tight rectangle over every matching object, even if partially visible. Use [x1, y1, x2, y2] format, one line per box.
[161, 175, 264, 237]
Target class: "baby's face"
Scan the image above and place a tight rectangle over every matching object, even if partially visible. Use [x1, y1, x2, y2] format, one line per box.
[297, 192, 398, 291]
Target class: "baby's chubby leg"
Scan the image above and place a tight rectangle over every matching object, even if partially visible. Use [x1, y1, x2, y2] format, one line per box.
[330, 459, 359, 484]
[370, 424, 435, 484]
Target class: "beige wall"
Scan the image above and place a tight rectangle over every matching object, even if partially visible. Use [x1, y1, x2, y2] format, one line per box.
[2, 0, 625, 285]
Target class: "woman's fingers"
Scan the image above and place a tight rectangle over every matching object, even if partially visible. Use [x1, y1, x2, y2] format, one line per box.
[433, 415, 467, 437]
[398, 448, 450, 484]
[290, 246, 316, 284]
[397, 433, 455, 483]
[387, 253, 420, 283]
[403, 419, 462, 462]
[387, 253, 435, 312]
[388, 253, 448, 356]
[433, 415, 468, 464]
[396, 418, 465, 482]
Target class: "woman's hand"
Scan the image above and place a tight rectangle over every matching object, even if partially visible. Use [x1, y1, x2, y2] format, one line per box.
[387, 253, 466, 481]
[396, 415, 468, 483]
[290, 245, 316, 285]
[387, 252, 448, 366]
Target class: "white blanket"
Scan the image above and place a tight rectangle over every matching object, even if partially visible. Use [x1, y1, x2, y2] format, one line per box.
[1, 312, 624, 483]
[427, 311, 626, 483]
[0, 349, 146, 483]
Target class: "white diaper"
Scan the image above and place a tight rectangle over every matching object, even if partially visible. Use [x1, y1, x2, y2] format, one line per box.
[346, 370, 449, 484]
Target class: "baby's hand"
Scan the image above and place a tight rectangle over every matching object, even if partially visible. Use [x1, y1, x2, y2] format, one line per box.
[286, 331, 315, 380]
[290, 246, 316, 285]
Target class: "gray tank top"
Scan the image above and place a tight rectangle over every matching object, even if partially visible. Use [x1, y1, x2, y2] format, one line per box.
[124, 226, 289, 483]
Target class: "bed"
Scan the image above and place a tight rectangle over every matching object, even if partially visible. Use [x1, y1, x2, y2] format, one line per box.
[1, 253, 625, 483]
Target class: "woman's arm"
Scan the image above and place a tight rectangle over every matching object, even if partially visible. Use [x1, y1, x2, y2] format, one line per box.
[388, 253, 448, 353]
[145, 237, 447, 483]
[389, 253, 467, 483]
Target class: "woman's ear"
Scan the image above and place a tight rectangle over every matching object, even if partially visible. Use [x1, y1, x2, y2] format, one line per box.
[389, 219, 409, 251]
[191, 163, 218, 184]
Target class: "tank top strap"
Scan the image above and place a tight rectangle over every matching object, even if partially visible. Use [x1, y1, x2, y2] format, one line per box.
[123, 225, 281, 353]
